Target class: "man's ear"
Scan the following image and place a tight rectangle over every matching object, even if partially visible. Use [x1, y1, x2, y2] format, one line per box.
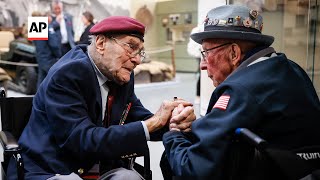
[95, 35, 106, 55]
[230, 43, 242, 67]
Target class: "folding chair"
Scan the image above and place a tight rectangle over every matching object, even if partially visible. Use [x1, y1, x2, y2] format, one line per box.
[230, 128, 320, 180]
[0, 88, 152, 180]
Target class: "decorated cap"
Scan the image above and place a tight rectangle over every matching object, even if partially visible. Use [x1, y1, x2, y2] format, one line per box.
[89, 16, 145, 42]
[191, 5, 274, 46]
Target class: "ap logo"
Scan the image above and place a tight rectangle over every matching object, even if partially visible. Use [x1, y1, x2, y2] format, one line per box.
[28, 17, 48, 40]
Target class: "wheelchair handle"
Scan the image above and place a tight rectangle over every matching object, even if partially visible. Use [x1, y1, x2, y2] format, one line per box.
[235, 128, 267, 149]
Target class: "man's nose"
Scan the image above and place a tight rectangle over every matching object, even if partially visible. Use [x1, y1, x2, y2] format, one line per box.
[130, 55, 142, 65]
[200, 59, 207, 70]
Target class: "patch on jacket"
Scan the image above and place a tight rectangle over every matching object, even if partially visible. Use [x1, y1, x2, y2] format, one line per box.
[212, 95, 230, 110]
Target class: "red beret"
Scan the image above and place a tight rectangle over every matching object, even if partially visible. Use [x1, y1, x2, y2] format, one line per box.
[89, 16, 145, 41]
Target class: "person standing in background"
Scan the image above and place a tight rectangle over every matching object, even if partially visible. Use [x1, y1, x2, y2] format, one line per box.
[77, 11, 95, 45]
[32, 11, 61, 88]
[51, 0, 75, 56]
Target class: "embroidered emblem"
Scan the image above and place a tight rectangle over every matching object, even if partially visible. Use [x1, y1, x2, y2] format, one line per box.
[213, 95, 230, 110]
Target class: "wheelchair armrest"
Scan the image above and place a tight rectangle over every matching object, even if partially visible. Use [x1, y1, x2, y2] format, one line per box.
[235, 128, 267, 150]
[0, 131, 25, 180]
[0, 131, 20, 153]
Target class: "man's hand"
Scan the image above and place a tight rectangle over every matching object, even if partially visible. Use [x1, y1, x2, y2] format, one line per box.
[145, 99, 193, 133]
[170, 104, 196, 132]
[56, 14, 62, 23]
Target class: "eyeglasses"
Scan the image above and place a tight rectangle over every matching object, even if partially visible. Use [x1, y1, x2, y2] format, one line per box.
[200, 43, 232, 59]
[111, 37, 146, 61]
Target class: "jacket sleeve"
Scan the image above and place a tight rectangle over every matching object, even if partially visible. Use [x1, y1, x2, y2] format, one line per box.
[45, 60, 148, 161]
[163, 85, 261, 177]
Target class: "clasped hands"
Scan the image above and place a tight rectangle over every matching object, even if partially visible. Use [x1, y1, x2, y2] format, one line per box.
[169, 102, 195, 132]
[145, 97, 196, 133]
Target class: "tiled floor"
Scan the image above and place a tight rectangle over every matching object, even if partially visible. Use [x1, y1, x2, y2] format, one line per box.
[7, 72, 200, 180]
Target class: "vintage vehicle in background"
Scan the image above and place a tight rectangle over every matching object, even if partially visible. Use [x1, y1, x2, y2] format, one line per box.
[0, 37, 37, 95]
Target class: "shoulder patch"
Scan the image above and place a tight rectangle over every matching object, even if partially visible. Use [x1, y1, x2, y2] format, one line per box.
[212, 95, 230, 111]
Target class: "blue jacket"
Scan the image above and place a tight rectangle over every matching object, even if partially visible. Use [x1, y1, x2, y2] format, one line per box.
[163, 52, 320, 178]
[33, 23, 61, 72]
[8, 45, 164, 179]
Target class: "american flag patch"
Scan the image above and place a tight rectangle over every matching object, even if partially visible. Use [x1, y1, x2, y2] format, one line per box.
[213, 95, 230, 110]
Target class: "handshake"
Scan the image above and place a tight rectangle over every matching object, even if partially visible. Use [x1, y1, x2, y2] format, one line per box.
[145, 97, 196, 133]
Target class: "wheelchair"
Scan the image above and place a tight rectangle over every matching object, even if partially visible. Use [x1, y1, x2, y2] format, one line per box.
[229, 128, 320, 180]
[160, 127, 320, 180]
[0, 88, 151, 180]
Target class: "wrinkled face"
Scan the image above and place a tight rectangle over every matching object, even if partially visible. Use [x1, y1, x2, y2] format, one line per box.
[93, 35, 144, 85]
[200, 40, 241, 87]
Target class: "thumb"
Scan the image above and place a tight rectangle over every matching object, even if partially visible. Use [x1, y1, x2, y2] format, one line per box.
[177, 104, 184, 113]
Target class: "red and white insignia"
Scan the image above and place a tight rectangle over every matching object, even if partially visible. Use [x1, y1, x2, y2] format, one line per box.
[213, 95, 230, 111]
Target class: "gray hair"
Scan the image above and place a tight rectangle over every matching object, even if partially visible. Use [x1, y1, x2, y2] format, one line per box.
[52, 0, 63, 8]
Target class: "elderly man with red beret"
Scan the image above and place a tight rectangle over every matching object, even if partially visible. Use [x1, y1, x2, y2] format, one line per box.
[7, 16, 195, 180]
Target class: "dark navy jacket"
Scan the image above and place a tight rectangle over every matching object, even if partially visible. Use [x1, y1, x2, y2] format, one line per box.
[33, 23, 61, 73]
[163, 52, 320, 178]
[77, 23, 94, 45]
[8, 45, 164, 179]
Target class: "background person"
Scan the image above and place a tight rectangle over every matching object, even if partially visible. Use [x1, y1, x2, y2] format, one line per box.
[7, 16, 195, 180]
[32, 11, 61, 88]
[163, 5, 320, 179]
[51, 0, 75, 55]
[77, 11, 95, 45]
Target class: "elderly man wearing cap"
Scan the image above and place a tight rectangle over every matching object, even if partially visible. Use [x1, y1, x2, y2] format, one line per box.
[162, 5, 320, 179]
[7, 16, 195, 180]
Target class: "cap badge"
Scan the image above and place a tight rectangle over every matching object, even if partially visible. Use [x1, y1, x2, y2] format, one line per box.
[218, 19, 227, 25]
[254, 21, 259, 29]
[249, 10, 258, 20]
[207, 18, 219, 26]
[227, 18, 234, 25]
[204, 17, 209, 24]
[243, 17, 252, 28]
[235, 16, 242, 26]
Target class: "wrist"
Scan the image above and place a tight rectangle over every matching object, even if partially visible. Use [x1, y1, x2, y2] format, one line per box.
[145, 115, 163, 133]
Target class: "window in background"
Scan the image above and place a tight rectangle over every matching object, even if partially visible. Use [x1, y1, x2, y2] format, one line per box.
[229, 0, 320, 97]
